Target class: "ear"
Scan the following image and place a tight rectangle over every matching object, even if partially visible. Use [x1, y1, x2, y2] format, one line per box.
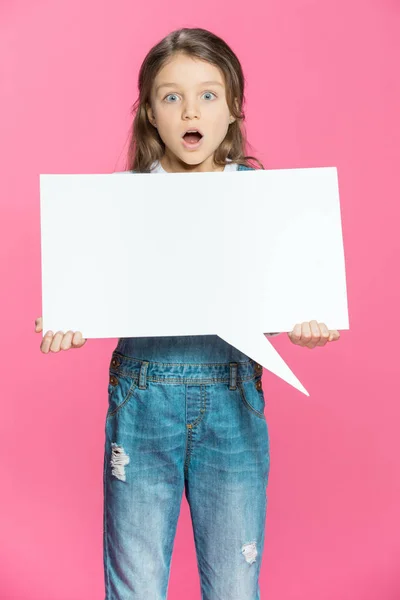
[146, 102, 157, 127]
[229, 97, 240, 124]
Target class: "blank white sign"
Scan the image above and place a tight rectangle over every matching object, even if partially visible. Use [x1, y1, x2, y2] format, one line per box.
[40, 167, 349, 396]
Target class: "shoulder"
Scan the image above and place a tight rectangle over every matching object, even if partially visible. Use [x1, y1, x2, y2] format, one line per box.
[114, 167, 255, 173]
[112, 170, 137, 174]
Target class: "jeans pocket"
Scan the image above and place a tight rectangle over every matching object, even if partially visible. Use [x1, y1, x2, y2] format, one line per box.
[238, 377, 266, 419]
[107, 372, 138, 419]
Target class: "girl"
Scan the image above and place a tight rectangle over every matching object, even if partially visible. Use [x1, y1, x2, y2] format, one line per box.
[35, 27, 340, 600]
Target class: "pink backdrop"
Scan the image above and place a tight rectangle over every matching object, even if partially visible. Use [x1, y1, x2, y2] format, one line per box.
[1, 1, 399, 598]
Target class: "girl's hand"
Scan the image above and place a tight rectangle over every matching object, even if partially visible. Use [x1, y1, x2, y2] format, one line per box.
[35, 317, 87, 353]
[287, 320, 340, 349]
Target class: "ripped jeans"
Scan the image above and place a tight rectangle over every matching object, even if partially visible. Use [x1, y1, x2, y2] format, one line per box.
[103, 335, 271, 600]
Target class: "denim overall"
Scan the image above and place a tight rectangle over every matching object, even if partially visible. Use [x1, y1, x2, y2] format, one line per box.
[103, 164, 271, 599]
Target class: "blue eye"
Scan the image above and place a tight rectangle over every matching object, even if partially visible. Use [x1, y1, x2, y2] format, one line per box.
[163, 91, 217, 102]
[202, 91, 216, 100]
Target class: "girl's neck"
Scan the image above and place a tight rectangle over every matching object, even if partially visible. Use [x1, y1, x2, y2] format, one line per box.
[160, 153, 225, 173]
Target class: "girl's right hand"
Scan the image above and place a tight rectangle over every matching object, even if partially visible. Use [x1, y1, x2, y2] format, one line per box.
[35, 317, 87, 353]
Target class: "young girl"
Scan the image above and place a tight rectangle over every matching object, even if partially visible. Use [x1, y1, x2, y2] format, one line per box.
[35, 27, 340, 600]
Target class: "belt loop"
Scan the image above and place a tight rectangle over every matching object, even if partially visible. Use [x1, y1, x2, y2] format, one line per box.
[138, 361, 149, 389]
[229, 362, 238, 390]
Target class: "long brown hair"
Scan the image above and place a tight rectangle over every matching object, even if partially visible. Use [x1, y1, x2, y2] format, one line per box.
[125, 28, 264, 172]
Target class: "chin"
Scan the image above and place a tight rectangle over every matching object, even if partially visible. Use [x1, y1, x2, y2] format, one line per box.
[177, 153, 205, 166]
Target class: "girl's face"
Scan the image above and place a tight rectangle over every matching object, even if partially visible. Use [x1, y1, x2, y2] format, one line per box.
[146, 53, 236, 172]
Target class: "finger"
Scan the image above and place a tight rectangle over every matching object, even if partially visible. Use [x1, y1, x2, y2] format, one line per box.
[301, 322, 314, 348]
[60, 331, 74, 351]
[35, 317, 43, 333]
[328, 330, 340, 342]
[310, 320, 321, 346]
[317, 323, 330, 346]
[40, 331, 54, 353]
[288, 323, 302, 343]
[72, 331, 86, 348]
[50, 331, 64, 353]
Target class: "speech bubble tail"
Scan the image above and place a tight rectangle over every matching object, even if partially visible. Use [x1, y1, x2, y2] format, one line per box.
[217, 330, 309, 396]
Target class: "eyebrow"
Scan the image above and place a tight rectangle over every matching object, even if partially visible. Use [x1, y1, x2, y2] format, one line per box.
[156, 80, 224, 92]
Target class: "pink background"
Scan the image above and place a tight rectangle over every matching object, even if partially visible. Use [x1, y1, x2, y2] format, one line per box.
[1, 1, 399, 598]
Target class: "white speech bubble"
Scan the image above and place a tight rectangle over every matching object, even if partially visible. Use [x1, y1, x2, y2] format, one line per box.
[40, 168, 349, 396]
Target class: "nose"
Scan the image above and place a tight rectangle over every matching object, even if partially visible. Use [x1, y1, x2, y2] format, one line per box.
[182, 99, 200, 120]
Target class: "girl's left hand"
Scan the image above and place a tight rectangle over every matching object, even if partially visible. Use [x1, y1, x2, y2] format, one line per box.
[287, 321, 340, 349]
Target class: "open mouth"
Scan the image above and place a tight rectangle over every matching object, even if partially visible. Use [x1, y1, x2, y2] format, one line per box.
[182, 130, 203, 145]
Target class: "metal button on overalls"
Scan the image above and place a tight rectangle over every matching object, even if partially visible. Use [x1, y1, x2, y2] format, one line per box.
[255, 379, 262, 391]
[109, 375, 118, 386]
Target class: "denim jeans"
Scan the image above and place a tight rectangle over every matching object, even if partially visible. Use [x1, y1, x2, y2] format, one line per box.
[103, 334, 271, 599]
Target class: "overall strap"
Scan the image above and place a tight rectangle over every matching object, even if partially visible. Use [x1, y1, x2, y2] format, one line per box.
[237, 164, 255, 171]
